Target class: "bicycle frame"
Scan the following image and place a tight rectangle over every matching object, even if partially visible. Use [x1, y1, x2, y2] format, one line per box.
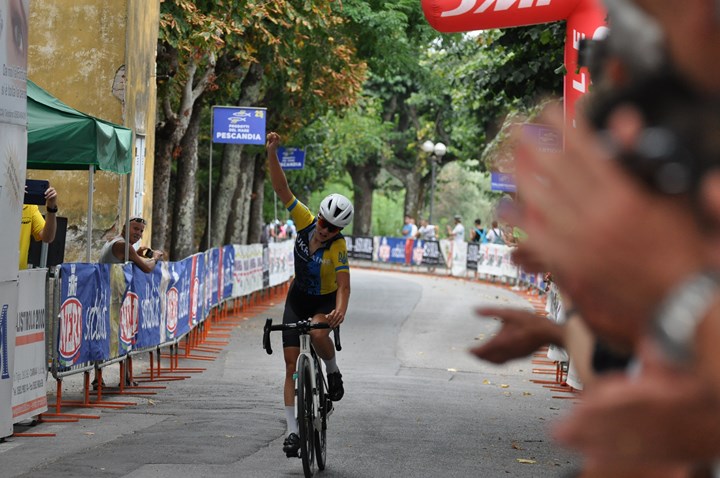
[297, 332, 325, 430]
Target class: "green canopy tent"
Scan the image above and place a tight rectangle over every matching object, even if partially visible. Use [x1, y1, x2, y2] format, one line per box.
[26, 79, 134, 261]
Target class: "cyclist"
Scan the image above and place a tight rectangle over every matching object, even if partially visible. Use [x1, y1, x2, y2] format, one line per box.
[266, 132, 351, 458]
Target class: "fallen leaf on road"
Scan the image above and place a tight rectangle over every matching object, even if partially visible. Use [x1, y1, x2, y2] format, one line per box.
[523, 392, 532, 396]
[511, 442, 523, 450]
[517, 459, 536, 464]
[483, 379, 491, 385]
[83, 432, 95, 436]
[500, 384, 509, 388]
[447, 368, 457, 372]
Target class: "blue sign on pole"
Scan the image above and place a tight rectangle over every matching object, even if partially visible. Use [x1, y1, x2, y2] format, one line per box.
[212, 106, 267, 145]
[277, 147, 305, 170]
[490, 172, 517, 193]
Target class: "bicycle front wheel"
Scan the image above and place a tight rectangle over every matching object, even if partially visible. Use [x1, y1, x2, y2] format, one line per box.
[297, 356, 315, 477]
[315, 362, 327, 470]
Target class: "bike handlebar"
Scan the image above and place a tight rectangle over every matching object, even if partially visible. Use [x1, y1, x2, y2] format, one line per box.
[263, 318, 341, 355]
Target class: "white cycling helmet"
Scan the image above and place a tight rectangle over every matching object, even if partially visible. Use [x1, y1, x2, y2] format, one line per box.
[318, 193, 354, 228]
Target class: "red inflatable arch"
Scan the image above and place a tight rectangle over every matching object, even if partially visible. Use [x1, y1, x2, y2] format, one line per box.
[422, 0, 608, 128]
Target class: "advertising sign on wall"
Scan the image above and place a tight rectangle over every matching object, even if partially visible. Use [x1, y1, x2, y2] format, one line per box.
[0, 280, 18, 438]
[12, 269, 47, 423]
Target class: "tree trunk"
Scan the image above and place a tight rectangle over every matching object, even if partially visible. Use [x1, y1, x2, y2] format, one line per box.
[224, 149, 256, 245]
[170, 99, 202, 260]
[152, 52, 216, 249]
[347, 159, 380, 236]
[152, 124, 176, 251]
[210, 62, 264, 246]
[247, 151, 267, 244]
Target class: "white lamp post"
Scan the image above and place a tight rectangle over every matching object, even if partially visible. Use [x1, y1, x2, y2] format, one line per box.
[422, 140, 447, 224]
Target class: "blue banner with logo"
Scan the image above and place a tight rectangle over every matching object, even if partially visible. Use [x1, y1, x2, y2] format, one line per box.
[188, 253, 206, 327]
[58, 264, 111, 367]
[114, 263, 136, 356]
[222, 245, 234, 301]
[277, 147, 305, 170]
[132, 265, 164, 350]
[171, 258, 191, 340]
[375, 237, 407, 264]
[212, 106, 267, 145]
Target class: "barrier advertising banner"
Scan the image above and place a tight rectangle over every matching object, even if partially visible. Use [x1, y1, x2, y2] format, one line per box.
[269, 240, 293, 287]
[13, 269, 47, 422]
[420, 240, 441, 267]
[222, 245, 234, 302]
[58, 264, 111, 367]
[345, 236, 374, 261]
[233, 244, 264, 298]
[0, 280, 18, 438]
[476, 244, 517, 279]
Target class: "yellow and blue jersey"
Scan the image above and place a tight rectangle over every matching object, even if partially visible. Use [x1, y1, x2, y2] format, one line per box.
[286, 195, 349, 295]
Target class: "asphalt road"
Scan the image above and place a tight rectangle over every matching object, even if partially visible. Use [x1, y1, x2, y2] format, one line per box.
[0, 268, 579, 478]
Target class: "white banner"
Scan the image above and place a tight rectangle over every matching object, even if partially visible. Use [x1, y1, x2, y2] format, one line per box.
[268, 240, 294, 287]
[476, 244, 518, 279]
[12, 269, 48, 422]
[233, 244, 264, 298]
[0, 280, 18, 438]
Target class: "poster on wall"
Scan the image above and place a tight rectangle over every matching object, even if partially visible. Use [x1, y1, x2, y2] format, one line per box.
[12, 269, 47, 423]
[0, 0, 29, 127]
[0, 124, 27, 282]
[0, 0, 29, 282]
[0, 280, 18, 438]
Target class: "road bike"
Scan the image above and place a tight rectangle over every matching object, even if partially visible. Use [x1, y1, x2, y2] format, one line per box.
[263, 318, 341, 477]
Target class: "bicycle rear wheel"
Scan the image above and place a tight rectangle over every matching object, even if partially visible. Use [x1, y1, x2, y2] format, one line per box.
[297, 356, 315, 477]
[315, 362, 327, 470]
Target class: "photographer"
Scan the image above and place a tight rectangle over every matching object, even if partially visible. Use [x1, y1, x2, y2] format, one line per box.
[19, 183, 58, 270]
[99, 216, 163, 273]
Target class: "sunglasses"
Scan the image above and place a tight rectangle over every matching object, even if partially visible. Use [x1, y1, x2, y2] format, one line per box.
[130, 217, 147, 225]
[317, 216, 341, 233]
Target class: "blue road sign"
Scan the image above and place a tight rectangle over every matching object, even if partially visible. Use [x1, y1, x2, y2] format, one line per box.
[212, 106, 267, 145]
[277, 147, 305, 170]
[491, 172, 517, 193]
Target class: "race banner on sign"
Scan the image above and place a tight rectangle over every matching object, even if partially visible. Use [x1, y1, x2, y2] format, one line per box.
[0, 280, 18, 438]
[13, 269, 47, 422]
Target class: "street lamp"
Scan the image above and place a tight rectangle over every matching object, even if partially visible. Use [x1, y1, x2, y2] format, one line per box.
[422, 140, 447, 225]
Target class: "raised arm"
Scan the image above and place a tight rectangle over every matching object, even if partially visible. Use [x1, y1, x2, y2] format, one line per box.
[266, 132, 294, 205]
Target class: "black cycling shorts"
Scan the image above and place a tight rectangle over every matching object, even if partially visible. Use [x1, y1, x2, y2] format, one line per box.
[282, 282, 337, 348]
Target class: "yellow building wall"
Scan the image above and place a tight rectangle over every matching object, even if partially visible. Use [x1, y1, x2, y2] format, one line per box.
[27, 0, 159, 262]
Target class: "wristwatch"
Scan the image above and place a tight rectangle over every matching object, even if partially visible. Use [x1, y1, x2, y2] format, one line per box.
[46, 205, 58, 213]
[651, 271, 720, 363]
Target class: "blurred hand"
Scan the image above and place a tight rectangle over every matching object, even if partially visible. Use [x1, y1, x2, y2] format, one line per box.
[506, 104, 707, 336]
[553, 339, 720, 465]
[470, 307, 564, 364]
